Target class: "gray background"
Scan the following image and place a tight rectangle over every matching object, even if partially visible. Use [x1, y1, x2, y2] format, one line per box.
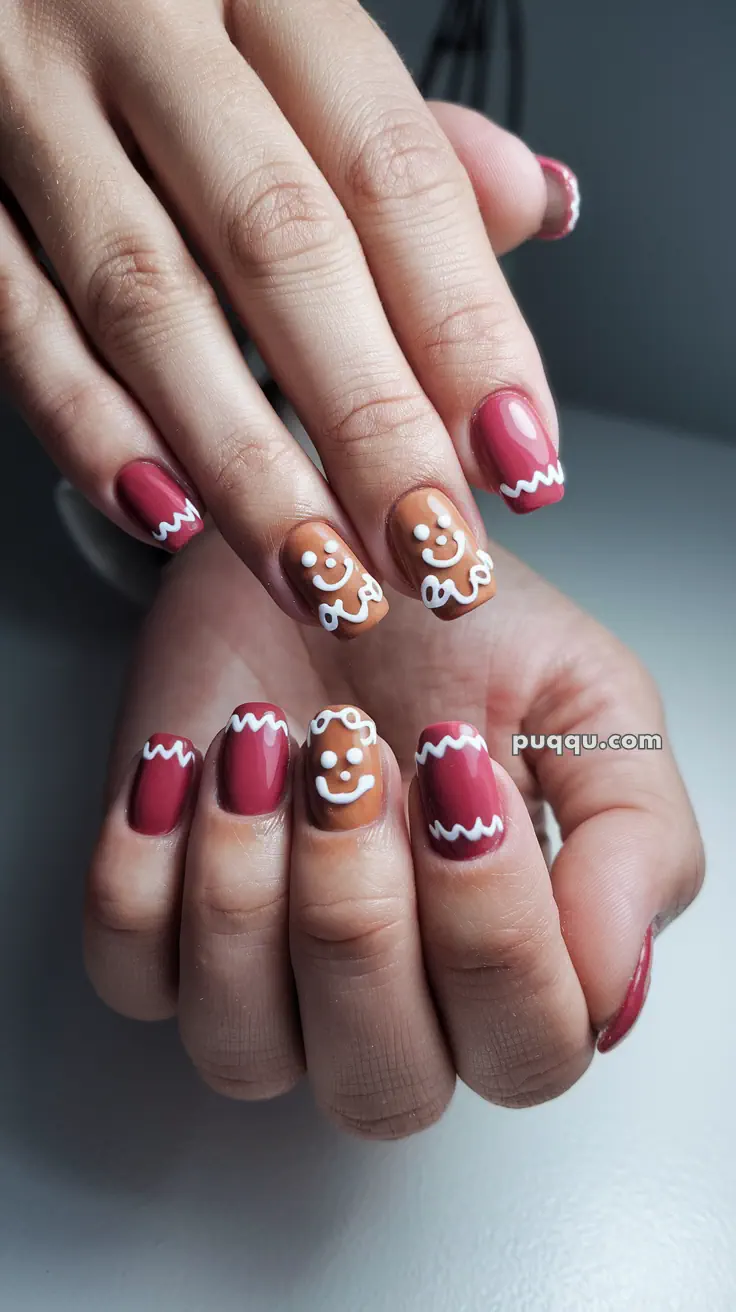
[2, 1, 736, 1308]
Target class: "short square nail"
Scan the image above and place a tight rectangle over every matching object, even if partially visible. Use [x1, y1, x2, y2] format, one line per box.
[389, 488, 495, 620]
[416, 721, 504, 860]
[470, 390, 564, 514]
[282, 522, 388, 638]
[219, 702, 290, 816]
[130, 732, 196, 835]
[535, 156, 581, 241]
[305, 705, 382, 831]
[117, 461, 204, 550]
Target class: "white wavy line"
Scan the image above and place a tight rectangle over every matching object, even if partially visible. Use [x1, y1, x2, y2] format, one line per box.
[228, 710, 288, 737]
[152, 499, 201, 542]
[415, 731, 487, 765]
[143, 739, 194, 768]
[318, 573, 383, 632]
[500, 462, 564, 500]
[429, 814, 504, 843]
[308, 707, 377, 746]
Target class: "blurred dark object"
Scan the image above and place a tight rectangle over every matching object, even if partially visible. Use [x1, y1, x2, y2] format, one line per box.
[417, 0, 525, 134]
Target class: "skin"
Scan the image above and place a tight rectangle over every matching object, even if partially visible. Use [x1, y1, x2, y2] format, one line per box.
[85, 530, 704, 1137]
[0, 0, 561, 629]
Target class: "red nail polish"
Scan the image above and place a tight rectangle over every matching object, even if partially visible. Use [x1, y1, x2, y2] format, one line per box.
[219, 702, 290, 816]
[130, 732, 196, 835]
[117, 461, 204, 551]
[597, 927, 654, 1054]
[471, 389, 565, 514]
[535, 156, 580, 241]
[416, 721, 504, 860]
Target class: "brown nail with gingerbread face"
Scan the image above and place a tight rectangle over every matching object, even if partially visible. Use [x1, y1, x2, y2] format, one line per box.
[388, 488, 496, 620]
[282, 522, 388, 639]
[305, 705, 383, 831]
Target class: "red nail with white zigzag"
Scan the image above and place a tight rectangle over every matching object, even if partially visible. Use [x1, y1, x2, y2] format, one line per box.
[117, 461, 204, 551]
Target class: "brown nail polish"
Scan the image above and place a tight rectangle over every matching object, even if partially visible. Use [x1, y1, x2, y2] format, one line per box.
[305, 705, 382, 830]
[282, 523, 388, 639]
[389, 488, 496, 620]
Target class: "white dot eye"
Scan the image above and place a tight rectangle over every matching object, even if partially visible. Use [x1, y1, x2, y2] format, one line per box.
[324, 539, 339, 553]
[301, 550, 318, 568]
[413, 523, 430, 541]
[325, 557, 337, 569]
[346, 747, 363, 765]
[437, 513, 452, 529]
[320, 750, 338, 769]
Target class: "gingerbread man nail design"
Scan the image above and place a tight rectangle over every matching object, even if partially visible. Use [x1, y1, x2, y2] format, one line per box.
[283, 524, 388, 639]
[389, 488, 496, 620]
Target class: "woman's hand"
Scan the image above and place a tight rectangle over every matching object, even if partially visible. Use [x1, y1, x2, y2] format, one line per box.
[0, 0, 577, 638]
[84, 530, 703, 1136]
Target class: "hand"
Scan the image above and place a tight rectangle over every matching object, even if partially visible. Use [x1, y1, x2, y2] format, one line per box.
[84, 530, 703, 1137]
[0, 0, 577, 640]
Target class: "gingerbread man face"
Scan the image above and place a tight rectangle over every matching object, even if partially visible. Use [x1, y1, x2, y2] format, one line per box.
[411, 496, 467, 573]
[283, 523, 388, 638]
[389, 488, 496, 621]
[306, 706, 381, 829]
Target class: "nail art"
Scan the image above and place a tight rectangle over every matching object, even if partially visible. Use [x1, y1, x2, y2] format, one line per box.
[130, 732, 196, 835]
[416, 721, 504, 860]
[305, 705, 382, 831]
[597, 927, 654, 1054]
[282, 523, 388, 639]
[471, 390, 565, 514]
[389, 488, 495, 620]
[535, 156, 581, 241]
[117, 461, 204, 551]
[219, 702, 290, 816]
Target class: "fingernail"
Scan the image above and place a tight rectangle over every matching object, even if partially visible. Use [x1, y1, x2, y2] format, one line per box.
[282, 523, 388, 639]
[535, 156, 581, 240]
[597, 927, 654, 1054]
[117, 461, 204, 551]
[130, 732, 196, 835]
[219, 702, 290, 816]
[389, 488, 495, 620]
[416, 721, 504, 860]
[470, 390, 565, 514]
[305, 705, 382, 831]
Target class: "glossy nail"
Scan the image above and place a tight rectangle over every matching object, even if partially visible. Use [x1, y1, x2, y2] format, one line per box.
[282, 522, 388, 639]
[389, 488, 495, 620]
[416, 721, 504, 860]
[219, 702, 290, 816]
[471, 390, 564, 514]
[117, 461, 204, 551]
[597, 927, 654, 1054]
[305, 705, 382, 831]
[535, 156, 580, 241]
[130, 732, 196, 835]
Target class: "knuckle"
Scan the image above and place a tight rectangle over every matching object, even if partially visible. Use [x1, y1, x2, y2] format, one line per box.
[0, 268, 47, 353]
[417, 296, 520, 374]
[436, 900, 557, 993]
[194, 1055, 304, 1103]
[344, 109, 464, 207]
[478, 1042, 589, 1109]
[85, 242, 194, 351]
[320, 383, 432, 457]
[205, 425, 284, 503]
[192, 882, 288, 939]
[86, 885, 169, 938]
[220, 164, 345, 276]
[294, 891, 405, 960]
[329, 1097, 447, 1141]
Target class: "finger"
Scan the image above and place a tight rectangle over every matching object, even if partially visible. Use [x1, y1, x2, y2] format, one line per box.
[526, 632, 705, 1052]
[0, 198, 204, 550]
[410, 722, 591, 1107]
[428, 104, 579, 252]
[0, 77, 387, 638]
[84, 733, 200, 1021]
[290, 705, 454, 1139]
[112, 21, 497, 620]
[178, 704, 305, 1100]
[228, 0, 568, 514]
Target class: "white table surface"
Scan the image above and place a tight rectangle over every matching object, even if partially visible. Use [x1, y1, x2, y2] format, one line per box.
[1, 400, 734, 1311]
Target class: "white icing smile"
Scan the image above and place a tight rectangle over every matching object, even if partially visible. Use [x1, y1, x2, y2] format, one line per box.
[312, 556, 354, 591]
[421, 529, 465, 569]
[315, 773, 376, 804]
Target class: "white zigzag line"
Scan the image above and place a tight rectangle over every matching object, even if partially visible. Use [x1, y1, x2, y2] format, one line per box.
[143, 739, 194, 768]
[500, 461, 564, 499]
[415, 731, 487, 765]
[228, 710, 288, 736]
[152, 499, 201, 541]
[429, 815, 504, 843]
